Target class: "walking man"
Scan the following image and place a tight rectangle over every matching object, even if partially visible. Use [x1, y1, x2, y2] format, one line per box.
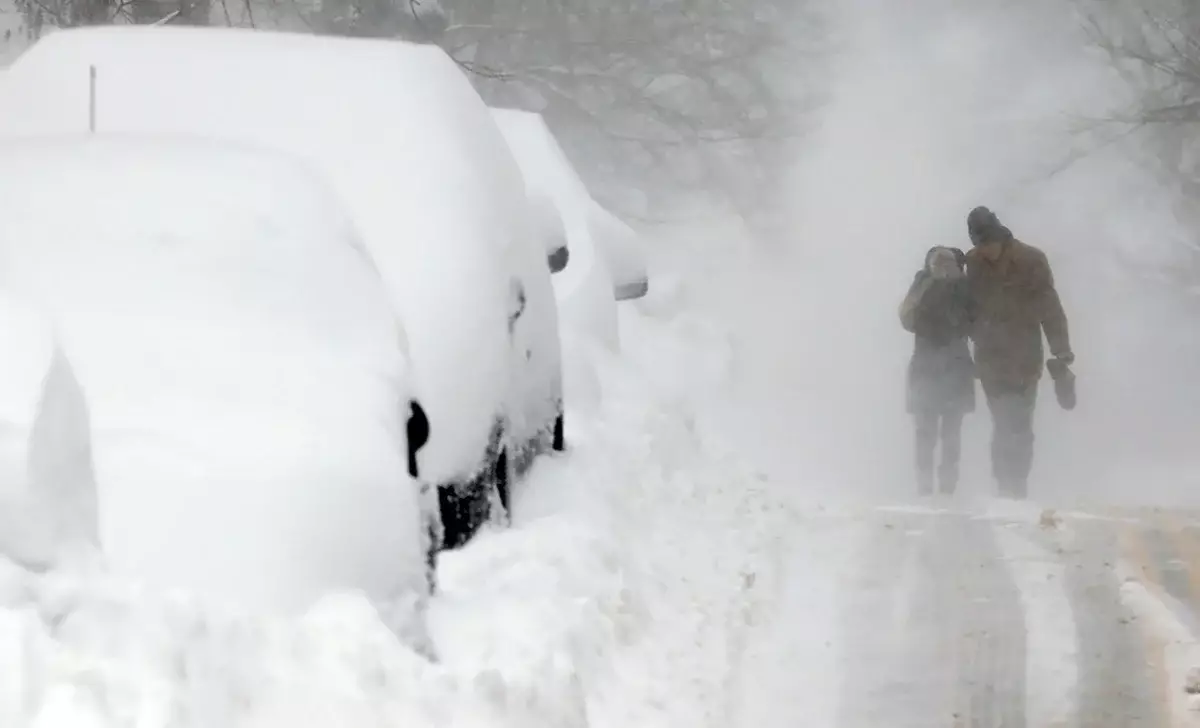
[965, 206, 1073, 498]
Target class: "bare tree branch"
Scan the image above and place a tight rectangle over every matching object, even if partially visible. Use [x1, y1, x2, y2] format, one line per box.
[430, 0, 827, 218]
[1072, 0, 1200, 289]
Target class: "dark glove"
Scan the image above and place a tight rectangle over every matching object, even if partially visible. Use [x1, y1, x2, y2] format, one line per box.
[1053, 352, 1075, 367]
[1046, 357, 1076, 410]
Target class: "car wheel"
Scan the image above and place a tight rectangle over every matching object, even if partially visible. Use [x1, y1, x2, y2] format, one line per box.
[436, 443, 509, 550]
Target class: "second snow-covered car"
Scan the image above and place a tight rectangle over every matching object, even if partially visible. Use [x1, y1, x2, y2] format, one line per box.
[489, 107, 652, 324]
[0, 26, 565, 550]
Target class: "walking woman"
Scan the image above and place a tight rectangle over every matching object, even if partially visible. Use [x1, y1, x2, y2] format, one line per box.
[899, 246, 976, 495]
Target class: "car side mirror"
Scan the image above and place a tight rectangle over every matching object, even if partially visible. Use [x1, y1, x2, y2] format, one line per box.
[613, 277, 649, 301]
[406, 399, 429, 478]
[547, 244, 569, 274]
[528, 193, 569, 274]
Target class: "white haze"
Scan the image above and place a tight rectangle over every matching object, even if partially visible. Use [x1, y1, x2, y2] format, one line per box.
[699, 0, 1200, 508]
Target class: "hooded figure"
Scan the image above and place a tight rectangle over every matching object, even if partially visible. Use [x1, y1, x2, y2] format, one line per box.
[964, 206, 1073, 498]
[899, 245, 975, 495]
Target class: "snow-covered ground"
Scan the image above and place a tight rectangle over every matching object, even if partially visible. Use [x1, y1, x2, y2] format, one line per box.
[0, 223, 826, 726]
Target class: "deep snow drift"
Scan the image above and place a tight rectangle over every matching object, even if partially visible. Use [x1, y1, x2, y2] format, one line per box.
[0, 267, 807, 726]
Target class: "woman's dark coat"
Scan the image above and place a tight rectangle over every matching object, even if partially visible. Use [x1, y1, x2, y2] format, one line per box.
[899, 264, 976, 415]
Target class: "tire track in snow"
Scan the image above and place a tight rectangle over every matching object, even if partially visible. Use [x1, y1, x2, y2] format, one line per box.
[837, 505, 1042, 727]
[991, 520, 1079, 728]
[1055, 513, 1163, 727]
[837, 509, 956, 728]
[830, 502, 1200, 727]
[940, 513, 1026, 728]
[1115, 517, 1200, 728]
[984, 505, 1200, 726]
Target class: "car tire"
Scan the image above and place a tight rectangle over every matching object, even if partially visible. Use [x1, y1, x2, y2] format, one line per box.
[437, 442, 509, 551]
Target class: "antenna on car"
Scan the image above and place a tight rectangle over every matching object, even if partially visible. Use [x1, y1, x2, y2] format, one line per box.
[88, 65, 96, 133]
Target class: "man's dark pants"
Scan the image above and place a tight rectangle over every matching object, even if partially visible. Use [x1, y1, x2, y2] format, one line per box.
[980, 378, 1038, 497]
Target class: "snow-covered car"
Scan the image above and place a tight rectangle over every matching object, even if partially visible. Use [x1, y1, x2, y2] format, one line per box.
[489, 109, 618, 353]
[0, 134, 427, 615]
[0, 26, 565, 550]
[488, 108, 651, 314]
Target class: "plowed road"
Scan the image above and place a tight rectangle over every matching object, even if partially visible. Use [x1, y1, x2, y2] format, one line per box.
[789, 501, 1200, 728]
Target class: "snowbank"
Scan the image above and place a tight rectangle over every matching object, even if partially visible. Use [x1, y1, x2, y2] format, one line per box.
[0, 230, 798, 726]
[0, 26, 554, 484]
[0, 136, 420, 615]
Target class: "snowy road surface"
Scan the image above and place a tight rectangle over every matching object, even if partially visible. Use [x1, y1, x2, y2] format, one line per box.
[739, 498, 1200, 728]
